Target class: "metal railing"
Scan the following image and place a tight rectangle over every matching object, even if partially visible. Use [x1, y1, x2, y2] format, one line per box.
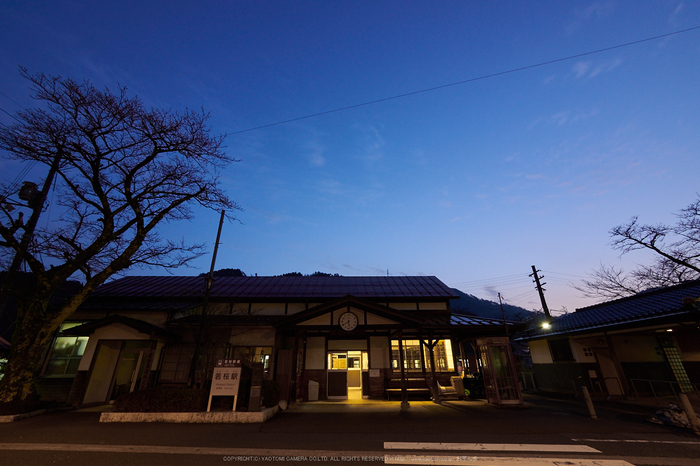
[630, 378, 700, 402]
[573, 376, 624, 398]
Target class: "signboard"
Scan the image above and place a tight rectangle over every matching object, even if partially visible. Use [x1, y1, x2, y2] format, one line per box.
[208, 359, 243, 412]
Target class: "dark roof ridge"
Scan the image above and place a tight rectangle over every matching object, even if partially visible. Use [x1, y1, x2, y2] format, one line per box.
[574, 279, 700, 313]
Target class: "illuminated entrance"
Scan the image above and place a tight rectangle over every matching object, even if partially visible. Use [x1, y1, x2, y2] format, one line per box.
[327, 351, 368, 399]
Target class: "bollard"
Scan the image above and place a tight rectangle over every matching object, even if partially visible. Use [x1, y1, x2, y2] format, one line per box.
[679, 393, 700, 436]
[581, 386, 597, 420]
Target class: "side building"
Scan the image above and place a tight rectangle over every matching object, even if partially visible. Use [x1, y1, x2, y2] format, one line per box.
[36, 275, 518, 406]
[519, 280, 700, 398]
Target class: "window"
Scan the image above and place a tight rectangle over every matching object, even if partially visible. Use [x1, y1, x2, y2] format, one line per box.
[159, 344, 195, 383]
[391, 339, 423, 370]
[43, 323, 88, 377]
[391, 339, 455, 371]
[232, 346, 272, 373]
[548, 338, 574, 362]
[429, 339, 455, 371]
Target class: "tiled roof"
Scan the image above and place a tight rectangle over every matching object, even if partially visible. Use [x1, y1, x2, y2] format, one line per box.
[524, 280, 700, 339]
[450, 313, 514, 327]
[90, 275, 458, 300]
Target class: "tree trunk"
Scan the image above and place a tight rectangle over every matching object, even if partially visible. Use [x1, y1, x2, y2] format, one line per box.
[0, 287, 64, 404]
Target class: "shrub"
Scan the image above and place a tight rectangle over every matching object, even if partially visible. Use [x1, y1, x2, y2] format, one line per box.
[113, 388, 207, 412]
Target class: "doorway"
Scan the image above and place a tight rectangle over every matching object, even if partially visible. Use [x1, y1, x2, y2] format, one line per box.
[327, 350, 368, 400]
[82, 339, 155, 405]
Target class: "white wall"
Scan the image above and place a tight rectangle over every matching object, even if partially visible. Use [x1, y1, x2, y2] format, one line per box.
[305, 336, 326, 370]
[79, 324, 157, 372]
[370, 336, 390, 369]
[529, 339, 553, 364]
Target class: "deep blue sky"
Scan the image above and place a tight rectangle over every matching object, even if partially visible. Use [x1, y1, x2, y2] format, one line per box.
[1, 1, 699, 313]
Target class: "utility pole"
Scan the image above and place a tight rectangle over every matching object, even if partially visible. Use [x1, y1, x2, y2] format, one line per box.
[0, 151, 63, 326]
[497, 293, 509, 337]
[187, 210, 226, 388]
[529, 265, 551, 320]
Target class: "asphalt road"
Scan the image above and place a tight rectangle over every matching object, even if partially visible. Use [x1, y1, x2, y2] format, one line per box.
[1, 394, 699, 465]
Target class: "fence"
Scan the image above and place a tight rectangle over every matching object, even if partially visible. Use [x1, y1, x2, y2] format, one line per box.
[630, 378, 700, 403]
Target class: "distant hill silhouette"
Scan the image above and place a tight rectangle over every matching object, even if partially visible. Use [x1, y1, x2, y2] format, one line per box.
[198, 270, 533, 321]
[449, 288, 533, 321]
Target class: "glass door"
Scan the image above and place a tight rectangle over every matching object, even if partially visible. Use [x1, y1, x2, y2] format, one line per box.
[327, 352, 348, 399]
[110, 340, 155, 401]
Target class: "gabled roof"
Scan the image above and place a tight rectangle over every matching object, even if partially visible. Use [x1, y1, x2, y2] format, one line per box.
[89, 275, 458, 301]
[276, 295, 426, 328]
[523, 280, 700, 339]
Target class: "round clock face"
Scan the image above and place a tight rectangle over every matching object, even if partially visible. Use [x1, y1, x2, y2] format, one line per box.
[339, 312, 358, 331]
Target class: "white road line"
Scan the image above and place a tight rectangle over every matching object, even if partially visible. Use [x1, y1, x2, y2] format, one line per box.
[384, 455, 633, 466]
[384, 442, 600, 453]
[572, 438, 700, 444]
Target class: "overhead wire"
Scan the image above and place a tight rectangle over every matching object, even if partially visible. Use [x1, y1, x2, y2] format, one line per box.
[226, 25, 700, 136]
[0, 94, 40, 198]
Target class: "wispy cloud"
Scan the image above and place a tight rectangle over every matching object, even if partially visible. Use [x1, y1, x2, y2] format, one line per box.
[354, 123, 385, 163]
[669, 1, 684, 25]
[306, 139, 326, 167]
[572, 59, 622, 79]
[566, 1, 616, 34]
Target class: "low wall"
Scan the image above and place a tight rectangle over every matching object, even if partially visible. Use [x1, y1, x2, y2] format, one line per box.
[100, 406, 278, 423]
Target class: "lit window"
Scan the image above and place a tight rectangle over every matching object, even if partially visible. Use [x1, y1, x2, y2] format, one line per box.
[390, 339, 455, 372]
[232, 346, 273, 373]
[43, 323, 89, 377]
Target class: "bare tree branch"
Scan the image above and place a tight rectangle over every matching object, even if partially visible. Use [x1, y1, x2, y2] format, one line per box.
[577, 195, 700, 300]
[0, 69, 240, 403]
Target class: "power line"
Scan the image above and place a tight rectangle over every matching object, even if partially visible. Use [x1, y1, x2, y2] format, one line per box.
[226, 25, 700, 136]
[0, 106, 23, 124]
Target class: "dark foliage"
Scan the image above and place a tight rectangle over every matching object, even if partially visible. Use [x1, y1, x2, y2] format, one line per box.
[261, 379, 281, 407]
[0, 393, 40, 415]
[200, 268, 246, 278]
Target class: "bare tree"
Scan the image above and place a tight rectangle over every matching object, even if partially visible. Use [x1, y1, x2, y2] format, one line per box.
[577, 196, 700, 299]
[0, 69, 238, 403]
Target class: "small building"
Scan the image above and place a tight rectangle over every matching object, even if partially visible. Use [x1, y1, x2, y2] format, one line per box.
[36, 275, 520, 406]
[519, 280, 700, 398]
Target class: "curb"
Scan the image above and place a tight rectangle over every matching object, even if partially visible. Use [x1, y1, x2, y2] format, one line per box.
[99, 406, 278, 423]
[0, 409, 47, 423]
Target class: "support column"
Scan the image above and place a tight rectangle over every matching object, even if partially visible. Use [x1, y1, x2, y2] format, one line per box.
[426, 335, 440, 403]
[458, 340, 467, 376]
[397, 332, 409, 410]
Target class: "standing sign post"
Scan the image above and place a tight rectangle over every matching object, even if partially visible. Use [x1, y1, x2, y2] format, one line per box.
[208, 359, 243, 412]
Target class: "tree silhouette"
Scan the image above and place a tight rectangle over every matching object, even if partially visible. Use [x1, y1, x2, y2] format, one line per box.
[0, 69, 237, 403]
[577, 196, 700, 299]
